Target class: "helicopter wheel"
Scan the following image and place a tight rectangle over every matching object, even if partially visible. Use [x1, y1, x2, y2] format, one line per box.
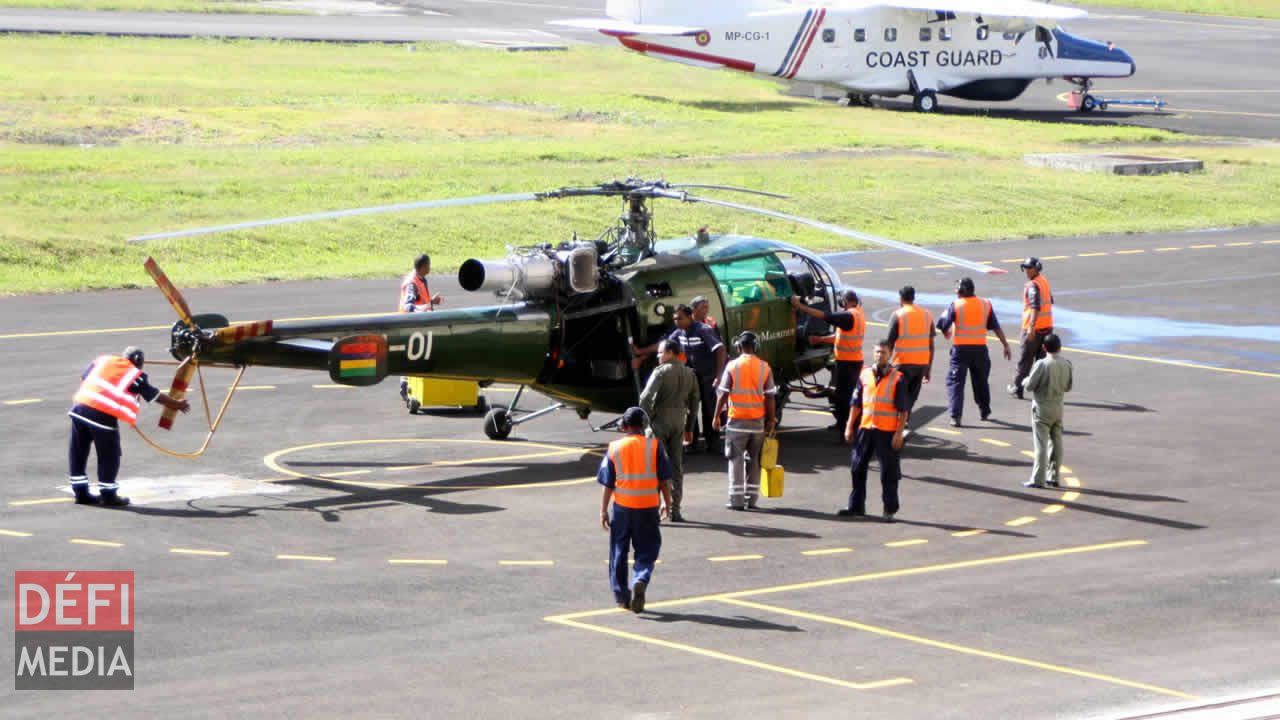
[407, 397, 421, 415]
[484, 407, 514, 440]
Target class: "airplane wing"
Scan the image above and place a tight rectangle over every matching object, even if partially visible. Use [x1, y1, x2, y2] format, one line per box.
[840, 0, 1086, 21]
[547, 18, 707, 37]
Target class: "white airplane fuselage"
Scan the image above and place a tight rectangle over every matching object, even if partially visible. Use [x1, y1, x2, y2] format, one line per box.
[605, 6, 1134, 104]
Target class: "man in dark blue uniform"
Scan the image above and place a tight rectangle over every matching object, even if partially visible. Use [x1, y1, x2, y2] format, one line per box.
[68, 347, 190, 507]
[667, 304, 726, 453]
[936, 278, 1012, 426]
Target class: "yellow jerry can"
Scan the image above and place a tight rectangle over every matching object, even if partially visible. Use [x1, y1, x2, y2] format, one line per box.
[760, 435, 779, 469]
[406, 377, 483, 412]
[760, 465, 785, 498]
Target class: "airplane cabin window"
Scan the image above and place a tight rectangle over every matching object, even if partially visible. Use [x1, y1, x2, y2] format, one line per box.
[1035, 26, 1050, 43]
[1003, 31, 1018, 40]
[919, 27, 931, 41]
[977, 26, 990, 41]
[854, 28, 866, 42]
[884, 27, 897, 42]
[940, 27, 952, 41]
[822, 28, 836, 43]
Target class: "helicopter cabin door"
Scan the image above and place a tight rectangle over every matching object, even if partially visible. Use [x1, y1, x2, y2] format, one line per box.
[707, 254, 795, 373]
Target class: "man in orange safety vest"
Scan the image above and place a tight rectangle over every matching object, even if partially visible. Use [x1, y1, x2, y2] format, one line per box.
[839, 340, 909, 523]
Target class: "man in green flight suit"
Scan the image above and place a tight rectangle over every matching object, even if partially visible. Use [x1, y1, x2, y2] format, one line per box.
[639, 339, 700, 522]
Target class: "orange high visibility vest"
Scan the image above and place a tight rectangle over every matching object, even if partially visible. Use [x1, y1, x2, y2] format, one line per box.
[72, 355, 142, 426]
[398, 272, 432, 313]
[1022, 274, 1053, 332]
[951, 297, 992, 346]
[607, 434, 661, 510]
[726, 354, 771, 421]
[834, 308, 865, 362]
[891, 304, 933, 366]
[858, 366, 904, 432]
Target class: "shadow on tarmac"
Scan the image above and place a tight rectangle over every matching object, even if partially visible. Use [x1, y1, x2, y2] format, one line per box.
[641, 611, 805, 632]
[763, 506, 1035, 538]
[978, 417, 1093, 437]
[665, 516, 820, 540]
[634, 94, 812, 113]
[1065, 400, 1153, 413]
[911, 475, 1206, 531]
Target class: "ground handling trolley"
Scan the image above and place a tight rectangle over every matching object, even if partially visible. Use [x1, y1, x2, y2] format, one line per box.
[1069, 90, 1167, 113]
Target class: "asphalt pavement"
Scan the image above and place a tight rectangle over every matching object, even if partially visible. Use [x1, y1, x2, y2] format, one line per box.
[2, 227, 1278, 718]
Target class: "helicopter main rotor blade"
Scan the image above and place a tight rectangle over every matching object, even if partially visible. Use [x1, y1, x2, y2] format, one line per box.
[667, 184, 789, 199]
[686, 196, 1006, 276]
[130, 192, 542, 243]
[143, 256, 198, 327]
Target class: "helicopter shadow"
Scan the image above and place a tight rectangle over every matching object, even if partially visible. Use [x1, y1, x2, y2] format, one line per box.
[666, 515, 821, 540]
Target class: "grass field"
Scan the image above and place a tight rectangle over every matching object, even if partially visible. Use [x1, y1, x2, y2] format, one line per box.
[1081, 0, 1280, 19]
[2, 36, 1278, 294]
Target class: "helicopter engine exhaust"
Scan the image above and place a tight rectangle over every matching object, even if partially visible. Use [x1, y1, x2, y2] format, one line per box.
[459, 244, 599, 299]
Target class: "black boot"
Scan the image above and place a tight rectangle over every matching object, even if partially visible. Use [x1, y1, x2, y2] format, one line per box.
[73, 486, 101, 506]
[100, 489, 130, 508]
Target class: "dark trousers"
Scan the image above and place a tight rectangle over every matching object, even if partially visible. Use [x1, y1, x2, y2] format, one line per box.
[1013, 329, 1050, 390]
[68, 418, 122, 489]
[692, 373, 719, 450]
[608, 505, 662, 606]
[947, 346, 991, 420]
[832, 360, 863, 429]
[848, 428, 901, 515]
[895, 364, 928, 418]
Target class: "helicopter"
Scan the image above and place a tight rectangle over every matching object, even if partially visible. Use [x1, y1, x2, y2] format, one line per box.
[131, 178, 1002, 441]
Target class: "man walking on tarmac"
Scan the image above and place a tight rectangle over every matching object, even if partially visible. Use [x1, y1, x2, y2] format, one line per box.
[399, 253, 443, 404]
[1022, 334, 1073, 489]
[1009, 257, 1054, 399]
[68, 347, 190, 507]
[840, 340, 909, 523]
[713, 331, 777, 510]
[598, 407, 673, 613]
[936, 277, 1012, 426]
[639, 340, 700, 522]
[791, 289, 865, 434]
[886, 286, 935, 418]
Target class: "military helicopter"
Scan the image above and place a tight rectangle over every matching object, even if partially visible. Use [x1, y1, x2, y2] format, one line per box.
[132, 178, 1001, 441]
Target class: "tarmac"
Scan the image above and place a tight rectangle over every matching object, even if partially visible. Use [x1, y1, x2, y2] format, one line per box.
[2, 226, 1278, 718]
[1, 1, 1277, 139]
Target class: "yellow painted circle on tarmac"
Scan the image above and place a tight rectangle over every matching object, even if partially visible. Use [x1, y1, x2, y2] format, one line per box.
[263, 438, 600, 491]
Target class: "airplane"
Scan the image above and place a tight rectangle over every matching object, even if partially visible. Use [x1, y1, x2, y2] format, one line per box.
[129, 178, 1002, 444]
[552, 0, 1135, 113]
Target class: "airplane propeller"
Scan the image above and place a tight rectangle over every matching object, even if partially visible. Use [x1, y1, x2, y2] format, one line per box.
[129, 178, 1003, 274]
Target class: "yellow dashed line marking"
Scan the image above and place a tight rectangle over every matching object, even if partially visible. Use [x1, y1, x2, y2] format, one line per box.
[1001, 258, 1024, 263]
[170, 548, 230, 557]
[883, 267, 913, 272]
[235, 385, 277, 391]
[0, 529, 34, 537]
[842, 269, 874, 275]
[500, 560, 555, 566]
[709, 554, 764, 562]
[721, 599, 1196, 700]
[1020, 450, 1035, 458]
[4, 398, 42, 405]
[885, 539, 928, 548]
[312, 384, 356, 389]
[1154, 247, 1181, 252]
[71, 538, 123, 548]
[1115, 249, 1145, 255]
[928, 426, 963, 436]
[1062, 491, 1081, 502]
[951, 529, 986, 537]
[1225, 242, 1255, 247]
[923, 263, 953, 269]
[1077, 252, 1109, 257]
[802, 547, 853, 556]
[1189, 244, 1217, 249]
[1042, 505, 1066, 514]
[326, 470, 373, 477]
[979, 438, 1011, 448]
[389, 558, 448, 565]
[1263, 239, 1280, 245]
[1041, 255, 1069, 260]
[800, 409, 831, 417]
[1065, 477, 1081, 488]
[9, 497, 73, 506]
[1006, 516, 1037, 527]
[1061, 465, 1072, 474]
[277, 554, 335, 562]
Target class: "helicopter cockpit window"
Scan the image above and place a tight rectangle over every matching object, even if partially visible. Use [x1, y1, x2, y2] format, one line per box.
[708, 255, 792, 307]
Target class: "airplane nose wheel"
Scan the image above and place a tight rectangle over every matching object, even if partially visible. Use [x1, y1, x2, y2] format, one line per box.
[913, 90, 938, 113]
[484, 407, 513, 440]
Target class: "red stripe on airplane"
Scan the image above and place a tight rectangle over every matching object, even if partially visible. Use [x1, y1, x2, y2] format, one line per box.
[618, 36, 756, 73]
[786, 8, 825, 79]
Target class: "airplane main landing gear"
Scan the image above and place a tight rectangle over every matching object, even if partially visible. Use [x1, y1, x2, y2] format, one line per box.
[1070, 77, 1099, 113]
[912, 89, 938, 113]
[842, 92, 874, 108]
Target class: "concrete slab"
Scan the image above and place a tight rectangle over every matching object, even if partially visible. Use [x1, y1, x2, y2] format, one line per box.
[1025, 153, 1205, 175]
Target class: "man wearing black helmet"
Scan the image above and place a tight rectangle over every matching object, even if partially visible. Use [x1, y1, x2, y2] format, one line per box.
[67, 347, 191, 507]
[937, 277, 1012, 426]
[791, 289, 865, 435]
[713, 331, 777, 510]
[1008, 257, 1054, 400]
